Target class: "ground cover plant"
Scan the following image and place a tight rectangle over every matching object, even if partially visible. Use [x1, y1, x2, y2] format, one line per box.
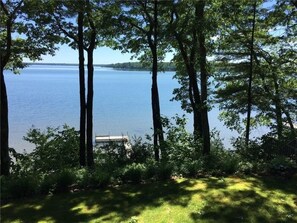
[1, 176, 297, 223]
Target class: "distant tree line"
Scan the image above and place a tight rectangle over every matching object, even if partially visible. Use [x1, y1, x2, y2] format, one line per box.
[101, 62, 176, 71]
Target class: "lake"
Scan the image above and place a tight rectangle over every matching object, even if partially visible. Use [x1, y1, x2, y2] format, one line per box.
[5, 65, 267, 153]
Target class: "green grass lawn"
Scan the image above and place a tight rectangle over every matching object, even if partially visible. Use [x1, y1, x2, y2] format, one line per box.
[1, 176, 296, 223]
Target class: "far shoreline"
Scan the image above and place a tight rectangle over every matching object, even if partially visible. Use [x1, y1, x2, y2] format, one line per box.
[25, 62, 176, 71]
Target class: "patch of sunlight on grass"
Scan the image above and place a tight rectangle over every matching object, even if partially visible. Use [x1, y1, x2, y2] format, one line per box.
[136, 202, 194, 223]
[34, 205, 42, 210]
[227, 179, 253, 191]
[37, 216, 55, 223]
[1, 203, 13, 208]
[4, 220, 22, 223]
[14, 204, 43, 212]
[71, 202, 99, 214]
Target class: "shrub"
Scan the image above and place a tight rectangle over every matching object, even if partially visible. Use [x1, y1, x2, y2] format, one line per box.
[129, 137, 153, 163]
[75, 167, 111, 189]
[179, 160, 204, 177]
[156, 163, 173, 180]
[144, 159, 158, 180]
[237, 161, 254, 174]
[39, 174, 56, 195]
[1, 175, 39, 200]
[23, 125, 80, 174]
[54, 169, 76, 193]
[121, 163, 146, 184]
[203, 148, 239, 176]
[88, 168, 111, 188]
[268, 156, 297, 175]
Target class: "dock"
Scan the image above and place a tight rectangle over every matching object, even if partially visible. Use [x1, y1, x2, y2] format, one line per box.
[95, 135, 129, 144]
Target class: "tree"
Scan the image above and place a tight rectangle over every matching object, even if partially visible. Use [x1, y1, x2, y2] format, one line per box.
[214, 0, 296, 143]
[115, 0, 168, 161]
[41, 0, 113, 167]
[0, 0, 57, 175]
[246, 0, 257, 146]
[168, 0, 213, 155]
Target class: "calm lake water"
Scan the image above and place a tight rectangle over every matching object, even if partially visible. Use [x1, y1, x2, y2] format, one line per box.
[5, 65, 267, 152]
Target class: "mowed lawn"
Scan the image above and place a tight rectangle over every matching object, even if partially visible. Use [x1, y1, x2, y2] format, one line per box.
[1, 176, 296, 223]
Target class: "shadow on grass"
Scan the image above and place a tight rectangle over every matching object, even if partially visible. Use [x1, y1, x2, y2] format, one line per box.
[191, 177, 297, 223]
[1, 179, 199, 223]
[1, 177, 297, 223]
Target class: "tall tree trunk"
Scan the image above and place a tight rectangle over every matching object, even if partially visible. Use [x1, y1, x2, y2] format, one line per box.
[151, 0, 164, 161]
[0, 6, 13, 175]
[188, 65, 203, 140]
[173, 30, 203, 140]
[172, 3, 204, 141]
[86, 0, 95, 168]
[198, 35, 210, 155]
[78, 9, 86, 167]
[0, 68, 10, 176]
[195, 0, 210, 155]
[86, 48, 94, 168]
[245, 1, 257, 146]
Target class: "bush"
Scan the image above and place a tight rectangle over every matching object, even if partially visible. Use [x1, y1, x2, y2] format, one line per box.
[23, 125, 80, 174]
[88, 168, 111, 188]
[237, 161, 254, 174]
[39, 174, 56, 195]
[179, 160, 204, 177]
[156, 163, 173, 180]
[75, 168, 111, 189]
[129, 137, 153, 163]
[54, 169, 76, 193]
[143, 159, 158, 180]
[121, 163, 146, 184]
[268, 156, 297, 175]
[204, 148, 239, 176]
[1, 175, 39, 200]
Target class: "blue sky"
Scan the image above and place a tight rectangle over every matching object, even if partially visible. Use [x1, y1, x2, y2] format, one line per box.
[24, 44, 174, 64]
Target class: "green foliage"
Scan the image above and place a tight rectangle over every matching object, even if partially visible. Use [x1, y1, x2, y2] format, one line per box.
[143, 159, 158, 180]
[268, 156, 297, 175]
[39, 169, 76, 194]
[204, 148, 240, 176]
[39, 174, 56, 195]
[121, 163, 146, 184]
[84, 168, 111, 189]
[179, 160, 204, 178]
[237, 161, 254, 174]
[156, 162, 173, 181]
[101, 62, 175, 71]
[54, 169, 76, 193]
[23, 125, 79, 174]
[1, 175, 39, 200]
[129, 137, 153, 164]
[162, 115, 199, 172]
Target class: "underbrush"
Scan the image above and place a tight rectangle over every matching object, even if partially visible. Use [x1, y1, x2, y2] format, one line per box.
[3, 121, 296, 202]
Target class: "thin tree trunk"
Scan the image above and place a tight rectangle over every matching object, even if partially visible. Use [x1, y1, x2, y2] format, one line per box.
[0, 68, 10, 176]
[0, 4, 14, 175]
[273, 74, 283, 140]
[246, 1, 257, 146]
[188, 65, 203, 140]
[173, 31, 203, 139]
[151, 0, 164, 161]
[85, 0, 95, 168]
[78, 9, 86, 167]
[86, 48, 94, 168]
[195, 0, 210, 155]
